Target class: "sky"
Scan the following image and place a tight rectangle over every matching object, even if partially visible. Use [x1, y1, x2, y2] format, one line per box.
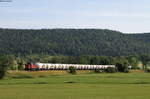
[0, 0, 150, 33]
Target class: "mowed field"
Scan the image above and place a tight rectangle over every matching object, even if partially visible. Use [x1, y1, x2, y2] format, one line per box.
[0, 71, 150, 99]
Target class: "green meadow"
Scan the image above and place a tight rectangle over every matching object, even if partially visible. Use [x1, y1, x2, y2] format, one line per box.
[0, 71, 150, 99]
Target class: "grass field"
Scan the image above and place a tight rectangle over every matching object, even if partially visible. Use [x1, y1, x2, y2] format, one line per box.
[0, 71, 150, 99]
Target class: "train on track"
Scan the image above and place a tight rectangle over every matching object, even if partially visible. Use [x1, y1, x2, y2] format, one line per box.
[25, 63, 115, 71]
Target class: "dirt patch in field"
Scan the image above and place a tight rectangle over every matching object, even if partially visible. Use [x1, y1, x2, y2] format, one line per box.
[130, 70, 145, 73]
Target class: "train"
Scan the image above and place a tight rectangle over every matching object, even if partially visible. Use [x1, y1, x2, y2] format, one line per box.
[25, 63, 116, 71]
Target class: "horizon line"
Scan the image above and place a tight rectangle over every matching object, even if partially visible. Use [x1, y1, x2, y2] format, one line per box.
[0, 27, 150, 34]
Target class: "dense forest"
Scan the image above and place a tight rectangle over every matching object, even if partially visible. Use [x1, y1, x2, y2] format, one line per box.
[0, 28, 150, 56]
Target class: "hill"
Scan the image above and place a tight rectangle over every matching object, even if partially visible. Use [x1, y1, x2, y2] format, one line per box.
[0, 28, 150, 56]
[128, 33, 150, 43]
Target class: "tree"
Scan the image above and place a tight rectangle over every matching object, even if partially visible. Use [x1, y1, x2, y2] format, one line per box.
[79, 56, 90, 64]
[0, 56, 12, 79]
[115, 59, 129, 73]
[98, 56, 112, 65]
[127, 56, 139, 69]
[69, 66, 76, 74]
[140, 55, 150, 70]
[90, 56, 100, 65]
[9, 59, 18, 70]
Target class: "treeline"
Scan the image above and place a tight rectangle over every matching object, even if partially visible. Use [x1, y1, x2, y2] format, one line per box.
[7, 54, 150, 70]
[0, 29, 150, 56]
[0, 54, 150, 79]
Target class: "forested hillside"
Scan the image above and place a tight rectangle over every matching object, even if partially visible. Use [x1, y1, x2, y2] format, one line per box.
[0, 28, 150, 56]
[128, 33, 150, 43]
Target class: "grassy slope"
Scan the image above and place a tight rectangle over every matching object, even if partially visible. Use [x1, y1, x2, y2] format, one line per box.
[0, 71, 150, 99]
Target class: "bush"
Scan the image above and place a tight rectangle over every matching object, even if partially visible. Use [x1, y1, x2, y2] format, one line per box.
[69, 66, 76, 74]
[145, 68, 150, 73]
[9, 65, 18, 70]
[94, 69, 104, 73]
[105, 67, 117, 73]
[18, 65, 24, 70]
[124, 68, 130, 73]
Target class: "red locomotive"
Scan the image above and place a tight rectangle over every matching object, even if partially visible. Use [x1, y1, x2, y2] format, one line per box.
[25, 63, 38, 71]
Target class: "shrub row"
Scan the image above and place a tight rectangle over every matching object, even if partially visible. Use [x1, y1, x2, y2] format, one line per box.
[68, 67, 118, 74]
[94, 67, 117, 73]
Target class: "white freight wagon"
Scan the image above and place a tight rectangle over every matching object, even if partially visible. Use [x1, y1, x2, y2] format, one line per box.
[35, 63, 115, 70]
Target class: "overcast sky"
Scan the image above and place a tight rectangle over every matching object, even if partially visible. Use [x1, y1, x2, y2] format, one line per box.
[0, 0, 150, 33]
